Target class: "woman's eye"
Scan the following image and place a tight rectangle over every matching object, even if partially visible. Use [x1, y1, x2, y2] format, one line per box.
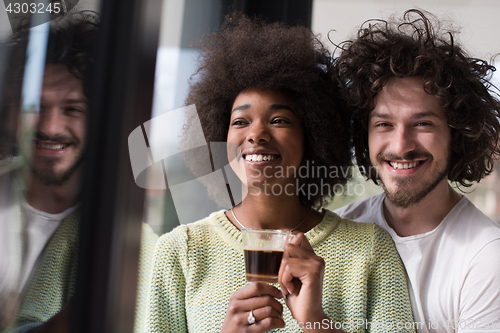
[271, 118, 290, 124]
[231, 119, 247, 126]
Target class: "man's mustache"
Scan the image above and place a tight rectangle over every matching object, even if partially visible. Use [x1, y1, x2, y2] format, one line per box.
[377, 151, 432, 163]
[35, 133, 78, 144]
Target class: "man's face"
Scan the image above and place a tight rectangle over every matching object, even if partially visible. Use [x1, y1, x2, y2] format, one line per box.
[31, 64, 87, 186]
[368, 76, 451, 208]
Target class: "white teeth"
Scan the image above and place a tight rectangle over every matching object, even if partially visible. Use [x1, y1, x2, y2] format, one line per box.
[39, 143, 69, 150]
[389, 161, 421, 169]
[244, 154, 278, 162]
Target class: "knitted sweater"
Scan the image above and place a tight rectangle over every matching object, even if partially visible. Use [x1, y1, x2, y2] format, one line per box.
[12, 211, 158, 333]
[146, 210, 415, 332]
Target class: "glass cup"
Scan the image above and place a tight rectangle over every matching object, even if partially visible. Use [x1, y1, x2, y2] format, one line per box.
[242, 229, 290, 283]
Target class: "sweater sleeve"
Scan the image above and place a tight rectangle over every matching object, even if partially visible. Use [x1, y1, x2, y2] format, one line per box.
[146, 226, 189, 332]
[366, 225, 415, 333]
[134, 223, 159, 333]
[12, 212, 80, 333]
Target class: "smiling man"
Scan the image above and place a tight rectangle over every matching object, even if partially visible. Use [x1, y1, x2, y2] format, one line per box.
[0, 13, 98, 332]
[0, 13, 98, 302]
[335, 9, 500, 333]
[0, 12, 157, 333]
[31, 63, 87, 189]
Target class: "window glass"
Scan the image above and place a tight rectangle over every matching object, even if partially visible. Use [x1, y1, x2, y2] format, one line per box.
[0, 2, 100, 330]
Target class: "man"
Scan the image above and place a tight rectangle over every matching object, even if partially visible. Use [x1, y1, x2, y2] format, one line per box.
[0, 12, 157, 333]
[334, 9, 500, 333]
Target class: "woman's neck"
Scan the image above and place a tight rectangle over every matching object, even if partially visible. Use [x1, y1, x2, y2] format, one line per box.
[226, 191, 322, 232]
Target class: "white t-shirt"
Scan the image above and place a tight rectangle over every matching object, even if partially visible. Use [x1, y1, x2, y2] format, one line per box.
[0, 170, 79, 295]
[0, 171, 23, 301]
[335, 194, 500, 333]
[19, 199, 78, 291]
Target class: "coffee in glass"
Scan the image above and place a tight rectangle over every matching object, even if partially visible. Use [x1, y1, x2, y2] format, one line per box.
[241, 229, 289, 283]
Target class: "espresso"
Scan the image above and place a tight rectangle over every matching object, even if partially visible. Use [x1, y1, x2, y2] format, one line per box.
[244, 249, 284, 283]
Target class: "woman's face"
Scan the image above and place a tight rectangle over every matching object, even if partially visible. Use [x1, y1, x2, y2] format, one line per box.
[227, 88, 304, 191]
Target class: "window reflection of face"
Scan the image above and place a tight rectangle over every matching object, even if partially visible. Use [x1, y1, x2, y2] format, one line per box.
[31, 64, 87, 186]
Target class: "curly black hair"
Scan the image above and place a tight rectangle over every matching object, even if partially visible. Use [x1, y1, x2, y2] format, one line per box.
[336, 9, 500, 187]
[182, 13, 353, 208]
[0, 11, 99, 162]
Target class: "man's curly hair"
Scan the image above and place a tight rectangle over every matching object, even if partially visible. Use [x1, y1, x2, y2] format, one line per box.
[0, 11, 99, 163]
[336, 9, 500, 187]
[183, 13, 352, 208]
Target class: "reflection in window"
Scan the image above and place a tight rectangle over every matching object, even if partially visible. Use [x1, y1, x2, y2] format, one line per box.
[0, 11, 98, 331]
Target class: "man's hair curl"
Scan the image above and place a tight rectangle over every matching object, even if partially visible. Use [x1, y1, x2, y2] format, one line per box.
[336, 9, 500, 187]
[183, 13, 352, 208]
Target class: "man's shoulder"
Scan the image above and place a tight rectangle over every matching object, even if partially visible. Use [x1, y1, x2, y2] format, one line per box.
[449, 196, 500, 241]
[333, 193, 385, 225]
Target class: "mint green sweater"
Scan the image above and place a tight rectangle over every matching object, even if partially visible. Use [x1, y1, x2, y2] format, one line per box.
[146, 210, 415, 332]
[12, 211, 158, 333]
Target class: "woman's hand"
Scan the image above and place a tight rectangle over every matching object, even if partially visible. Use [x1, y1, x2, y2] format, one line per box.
[221, 282, 285, 333]
[278, 233, 329, 327]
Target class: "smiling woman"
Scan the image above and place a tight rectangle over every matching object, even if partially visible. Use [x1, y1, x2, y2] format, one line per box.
[146, 12, 416, 333]
[228, 89, 305, 200]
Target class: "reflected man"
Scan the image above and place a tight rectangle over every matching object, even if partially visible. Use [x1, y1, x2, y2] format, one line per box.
[0, 12, 157, 333]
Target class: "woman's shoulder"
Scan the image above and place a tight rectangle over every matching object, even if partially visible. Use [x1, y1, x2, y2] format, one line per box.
[156, 209, 228, 246]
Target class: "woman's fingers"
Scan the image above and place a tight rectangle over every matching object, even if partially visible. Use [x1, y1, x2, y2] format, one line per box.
[228, 294, 283, 318]
[250, 317, 286, 332]
[252, 304, 283, 321]
[285, 233, 315, 258]
[281, 257, 325, 287]
[279, 233, 320, 296]
[221, 282, 286, 333]
[232, 282, 283, 301]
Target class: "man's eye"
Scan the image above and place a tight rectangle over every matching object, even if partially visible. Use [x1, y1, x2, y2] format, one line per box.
[415, 122, 431, 127]
[375, 122, 391, 127]
[65, 107, 87, 117]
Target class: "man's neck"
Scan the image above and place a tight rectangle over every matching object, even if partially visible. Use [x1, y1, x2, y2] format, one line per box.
[26, 170, 81, 214]
[383, 181, 462, 237]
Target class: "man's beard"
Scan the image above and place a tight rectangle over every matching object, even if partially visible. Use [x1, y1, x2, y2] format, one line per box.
[32, 154, 83, 186]
[377, 151, 449, 209]
[31, 133, 83, 186]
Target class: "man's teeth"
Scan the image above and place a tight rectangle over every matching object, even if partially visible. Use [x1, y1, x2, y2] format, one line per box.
[38, 143, 69, 150]
[389, 161, 421, 170]
[244, 154, 278, 162]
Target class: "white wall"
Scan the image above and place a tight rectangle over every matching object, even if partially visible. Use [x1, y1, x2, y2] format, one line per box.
[312, 0, 500, 60]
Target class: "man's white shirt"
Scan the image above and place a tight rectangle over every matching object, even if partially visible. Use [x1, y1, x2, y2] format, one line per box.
[0, 170, 78, 296]
[335, 193, 500, 333]
[19, 198, 78, 290]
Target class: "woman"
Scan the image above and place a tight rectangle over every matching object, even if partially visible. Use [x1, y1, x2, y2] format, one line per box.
[146, 13, 415, 333]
